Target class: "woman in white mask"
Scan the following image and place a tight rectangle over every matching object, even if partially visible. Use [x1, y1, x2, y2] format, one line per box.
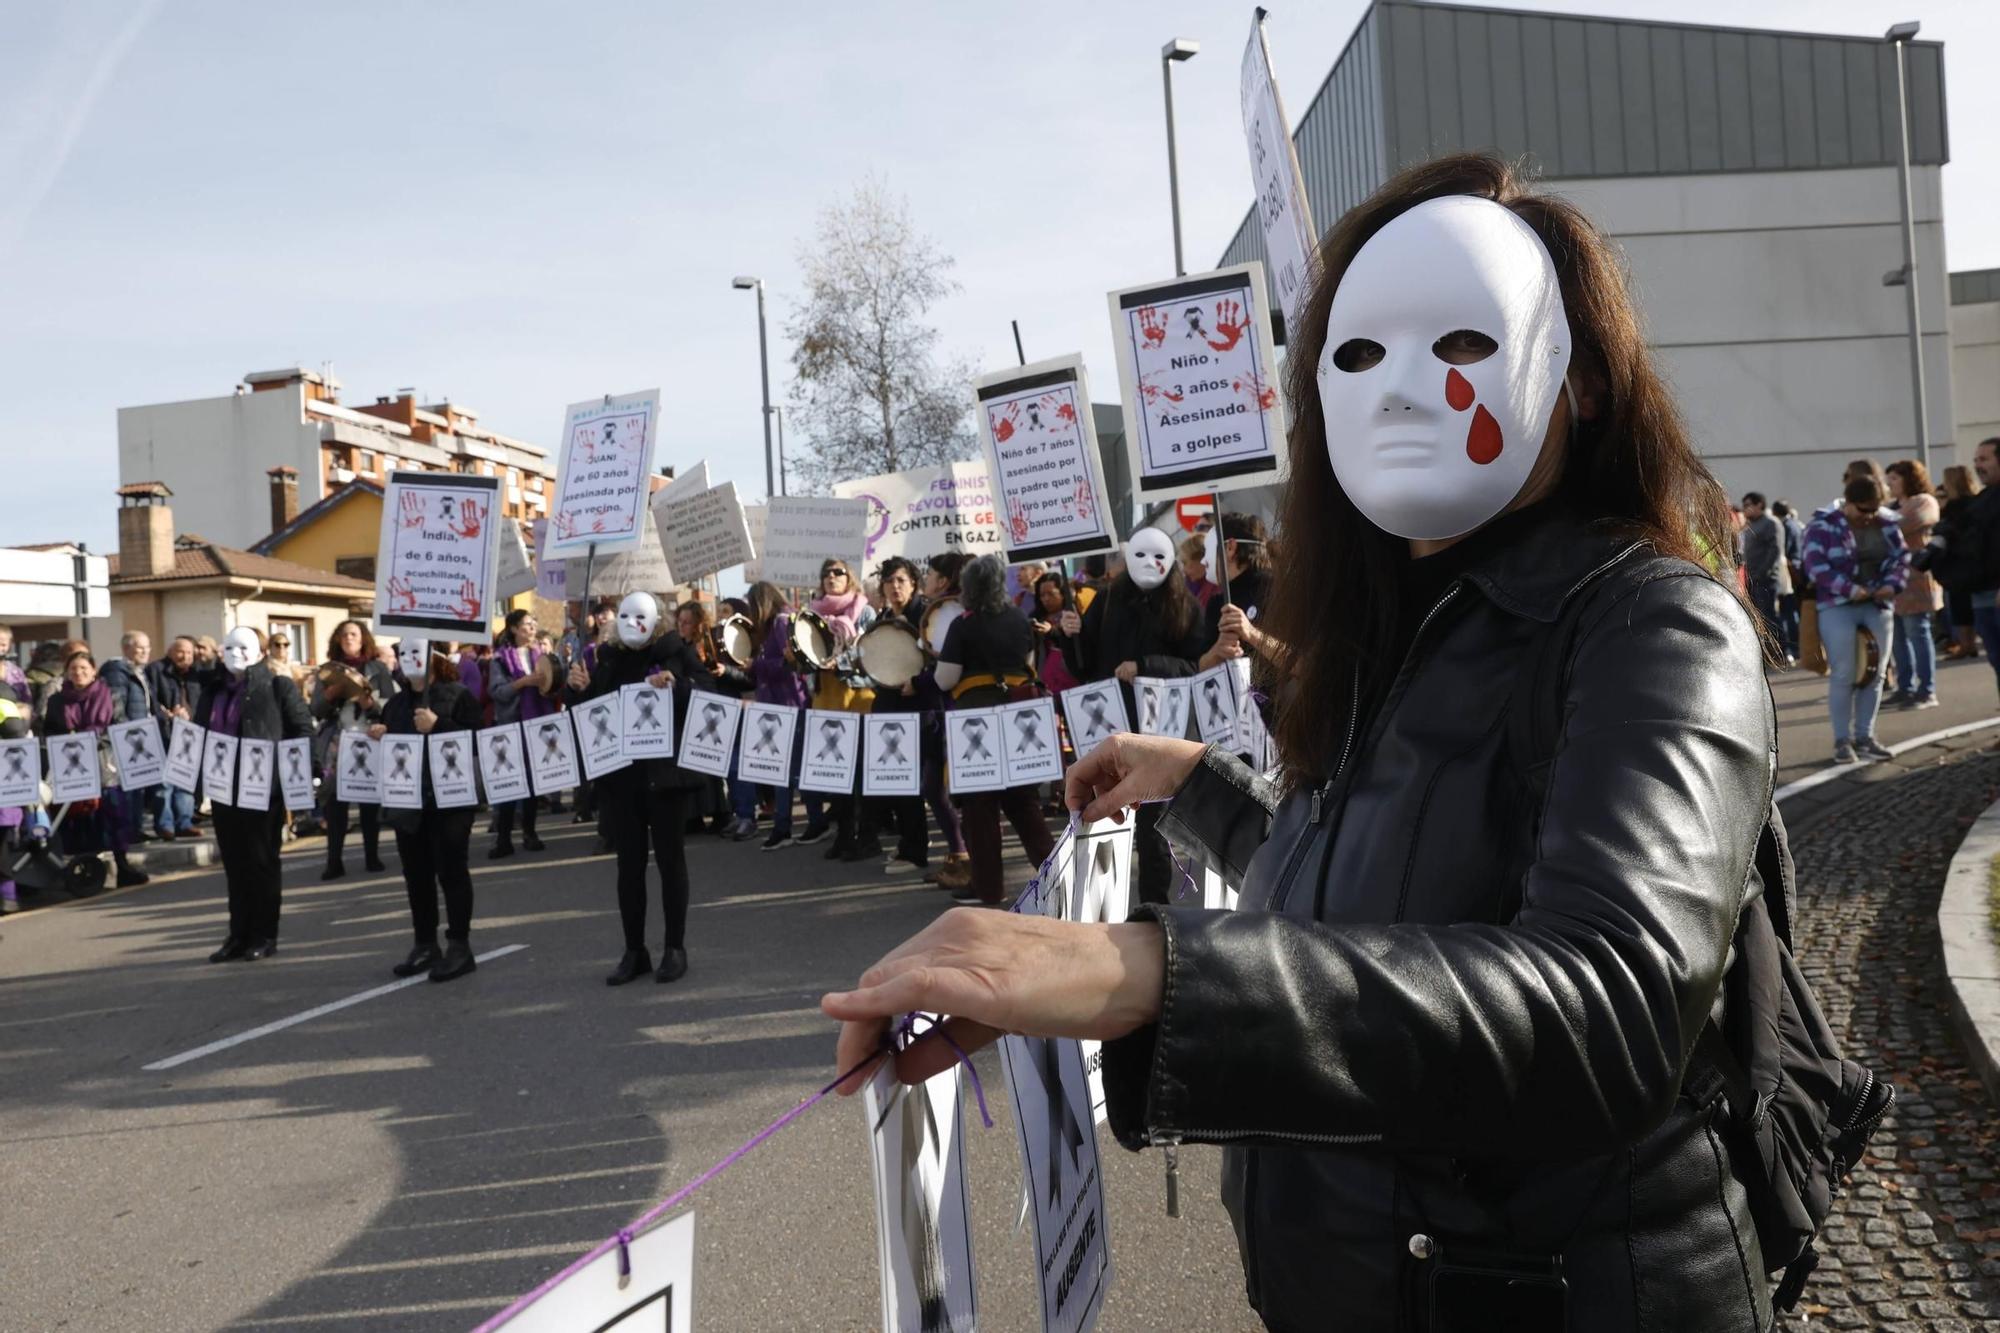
[565, 593, 710, 986]
[825, 156, 1840, 1331]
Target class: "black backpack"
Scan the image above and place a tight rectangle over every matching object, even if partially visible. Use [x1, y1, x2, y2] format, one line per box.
[1507, 551, 1894, 1313]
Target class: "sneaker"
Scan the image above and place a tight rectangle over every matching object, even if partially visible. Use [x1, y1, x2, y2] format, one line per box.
[1915, 693, 1940, 709]
[948, 886, 997, 906]
[760, 830, 794, 851]
[1885, 690, 1915, 709]
[728, 817, 757, 842]
[795, 823, 831, 847]
[1833, 742, 1858, 764]
[1855, 737, 1894, 761]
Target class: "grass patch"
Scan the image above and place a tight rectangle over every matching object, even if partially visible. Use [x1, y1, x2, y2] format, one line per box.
[1989, 854, 2000, 938]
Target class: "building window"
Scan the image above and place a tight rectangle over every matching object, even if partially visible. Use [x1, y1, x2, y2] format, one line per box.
[335, 556, 376, 581]
[360, 451, 375, 473]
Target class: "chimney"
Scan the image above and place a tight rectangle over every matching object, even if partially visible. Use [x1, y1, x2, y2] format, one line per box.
[116, 482, 176, 579]
[268, 465, 300, 533]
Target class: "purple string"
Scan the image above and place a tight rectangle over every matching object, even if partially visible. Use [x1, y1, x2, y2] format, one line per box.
[472, 1014, 990, 1331]
[1169, 844, 1200, 903]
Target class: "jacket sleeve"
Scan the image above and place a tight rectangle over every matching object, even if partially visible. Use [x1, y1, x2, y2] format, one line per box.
[446, 686, 481, 732]
[1155, 745, 1278, 885]
[1102, 574, 1770, 1160]
[1801, 517, 1854, 602]
[275, 676, 314, 740]
[1076, 598, 1105, 681]
[1879, 524, 1912, 594]
[750, 616, 792, 695]
[489, 657, 521, 706]
[1139, 614, 1208, 680]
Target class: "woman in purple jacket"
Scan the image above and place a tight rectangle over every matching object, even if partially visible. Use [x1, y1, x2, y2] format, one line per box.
[1801, 475, 1911, 763]
[733, 581, 822, 850]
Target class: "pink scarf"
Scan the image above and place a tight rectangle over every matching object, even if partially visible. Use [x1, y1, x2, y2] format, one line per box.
[811, 587, 869, 647]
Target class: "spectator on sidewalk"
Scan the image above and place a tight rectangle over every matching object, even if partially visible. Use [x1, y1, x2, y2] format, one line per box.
[1739, 494, 1788, 659]
[1887, 459, 1943, 709]
[1959, 440, 2000, 697]
[1803, 476, 1910, 763]
[1181, 535, 1218, 610]
[1939, 465, 1984, 660]
[1773, 499, 1805, 660]
[100, 631, 158, 843]
[0, 624, 27, 696]
[144, 635, 204, 838]
[40, 649, 148, 888]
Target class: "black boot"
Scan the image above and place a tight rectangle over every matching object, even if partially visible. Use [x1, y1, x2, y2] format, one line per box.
[242, 938, 278, 961]
[605, 947, 652, 986]
[654, 947, 688, 983]
[521, 832, 546, 852]
[114, 856, 149, 888]
[392, 942, 441, 978]
[363, 835, 385, 874]
[321, 858, 347, 881]
[488, 838, 515, 859]
[209, 936, 247, 963]
[428, 938, 476, 983]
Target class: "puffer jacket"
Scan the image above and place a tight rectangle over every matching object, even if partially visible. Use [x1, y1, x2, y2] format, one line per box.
[1101, 511, 1776, 1332]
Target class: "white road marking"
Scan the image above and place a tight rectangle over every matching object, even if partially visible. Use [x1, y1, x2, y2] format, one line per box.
[141, 944, 527, 1072]
[1774, 718, 2000, 806]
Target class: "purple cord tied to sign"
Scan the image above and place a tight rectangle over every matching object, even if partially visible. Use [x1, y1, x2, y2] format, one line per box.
[473, 1011, 990, 1331]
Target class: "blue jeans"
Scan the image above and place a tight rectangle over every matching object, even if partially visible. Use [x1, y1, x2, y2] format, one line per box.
[1777, 593, 1801, 658]
[1892, 611, 1937, 699]
[152, 783, 195, 834]
[1973, 605, 2000, 697]
[730, 731, 822, 835]
[1820, 600, 1895, 743]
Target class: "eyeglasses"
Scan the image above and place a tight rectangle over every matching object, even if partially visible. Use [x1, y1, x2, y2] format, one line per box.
[826, 569, 849, 578]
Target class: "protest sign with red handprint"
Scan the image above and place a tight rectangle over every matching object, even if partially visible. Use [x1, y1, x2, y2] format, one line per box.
[1137, 376, 1184, 406]
[400, 492, 426, 529]
[1074, 474, 1096, 522]
[553, 511, 579, 541]
[1008, 496, 1030, 545]
[387, 576, 418, 612]
[452, 497, 483, 539]
[1207, 298, 1249, 352]
[1137, 305, 1168, 349]
[1231, 369, 1278, 411]
[991, 401, 1020, 444]
[451, 578, 482, 622]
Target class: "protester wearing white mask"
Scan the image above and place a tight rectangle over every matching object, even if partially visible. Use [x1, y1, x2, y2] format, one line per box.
[194, 626, 312, 962]
[829, 156, 1803, 1331]
[1075, 527, 1206, 906]
[565, 593, 712, 985]
[367, 639, 483, 981]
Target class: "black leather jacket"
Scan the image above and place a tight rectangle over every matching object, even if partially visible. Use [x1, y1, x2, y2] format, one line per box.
[1102, 513, 1777, 1332]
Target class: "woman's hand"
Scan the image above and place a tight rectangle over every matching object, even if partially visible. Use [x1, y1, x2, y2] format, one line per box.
[412, 707, 437, 735]
[1198, 635, 1243, 671]
[647, 670, 676, 690]
[365, 723, 387, 741]
[1059, 610, 1082, 637]
[1064, 732, 1207, 823]
[822, 908, 1166, 1093]
[1218, 604, 1264, 654]
[1114, 660, 1139, 683]
[566, 663, 590, 691]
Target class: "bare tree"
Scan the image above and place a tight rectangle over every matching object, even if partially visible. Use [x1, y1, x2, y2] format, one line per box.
[785, 181, 976, 491]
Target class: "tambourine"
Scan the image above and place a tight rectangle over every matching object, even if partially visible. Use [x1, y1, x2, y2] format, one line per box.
[315, 661, 374, 709]
[713, 614, 754, 670]
[1855, 624, 1881, 690]
[920, 596, 963, 656]
[789, 609, 839, 671]
[857, 621, 925, 689]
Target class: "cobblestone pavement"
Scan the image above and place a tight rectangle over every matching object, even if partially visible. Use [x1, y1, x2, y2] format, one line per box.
[1783, 746, 2000, 1330]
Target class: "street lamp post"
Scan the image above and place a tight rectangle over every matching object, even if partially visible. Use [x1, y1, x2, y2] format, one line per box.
[1161, 38, 1200, 278]
[774, 405, 788, 497]
[1885, 21, 1930, 474]
[731, 275, 777, 499]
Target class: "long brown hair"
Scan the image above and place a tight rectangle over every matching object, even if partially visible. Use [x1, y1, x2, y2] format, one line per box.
[744, 581, 787, 647]
[1266, 152, 1740, 780]
[1886, 458, 1932, 502]
[326, 618, 376, 664]
[1942, 465, 1981, 503]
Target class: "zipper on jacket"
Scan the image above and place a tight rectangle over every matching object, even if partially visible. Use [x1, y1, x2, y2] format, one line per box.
[1159, 1124, 1385, 1151]
[1151, 1132, 1183, 1217]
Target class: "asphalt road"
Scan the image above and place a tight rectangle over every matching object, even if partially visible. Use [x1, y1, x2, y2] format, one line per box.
[5, 651, 1999, 1332]
[0, 815, 1260, 1333]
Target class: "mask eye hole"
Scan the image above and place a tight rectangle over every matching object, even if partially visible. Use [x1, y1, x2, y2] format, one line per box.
[1331, 338, 1385, 373]
[1431, 329, 1498, 365]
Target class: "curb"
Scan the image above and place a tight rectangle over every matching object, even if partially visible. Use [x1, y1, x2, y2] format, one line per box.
[1937, 794, 2000, 1109]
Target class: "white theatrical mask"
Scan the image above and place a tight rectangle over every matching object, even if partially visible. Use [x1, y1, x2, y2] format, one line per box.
[220, 627, 263, 675]
[1124, 528, 1175, 590]
[396, 637, 431, 680]
[616, 592, 660, 648]
[1315, 194, 1572, 541]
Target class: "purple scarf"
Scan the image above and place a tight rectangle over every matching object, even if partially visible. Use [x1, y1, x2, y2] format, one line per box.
[500, 644, 557, 720]
[59, 679, 115, 733]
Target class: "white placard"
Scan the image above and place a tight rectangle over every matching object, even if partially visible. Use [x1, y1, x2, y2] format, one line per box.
[572, 694, 631, 781]
[1002, 841, 1113, 1331]
[974, 354, 1117, 564]
[657, 480, 757, 584]
[677, 694, 740, 779]
[0, 738, 41, 806]
[477, 723, 531, 804]
[1133, 677, 1191, 739]
[495, 517, 536, 601]
[525, 715, 581, 796]
[943, 708, 1004, 795]
[375, 470, 504, 638]
[569, 505, 677, 601]
[740, 502, 767, 583]
[427, 732, 480, 808]
[1069, 818, 1134, 1125]
[199, 731, 239, 806]
[1107, 262, 1288, 500]
[490, 1211, 694, 1333]
[1202, 865, 1240, 912]
[654, 458, 710, 505]
[1227, 656, 1259, 759]
[759, 496, 871, 587]
[47, 734, 101, 804]
[618, 682, 675, 759]
[531, 518, 567, 603]
[279, 737, 314, 810]
[334, 731, 381, 804]
[738, 703, 799, 787]
[863, 712, 920, 797]
[164, 718, 205, 792]
[381, 734, 425, 810]
[546, 389, 661, 557]
[863, 1058, 978, 1333]
[799, 709, 861, 795]
[1191, 664, 1239, 749]
[108, 717, 166, 789]
[1059, 681, 1129, 761]
[999, 696, 1063, 786]
[833, 461, 1000, 568]
[236, 738, 274, 812]
[1241, 12, 1318, 332]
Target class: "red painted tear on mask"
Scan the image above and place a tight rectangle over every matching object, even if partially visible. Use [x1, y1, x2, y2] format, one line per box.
[1445, 368, 1474, 411]
[1467, 405, 1503, 465]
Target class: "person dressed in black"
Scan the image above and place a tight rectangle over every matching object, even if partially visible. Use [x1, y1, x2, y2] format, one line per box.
[310, 618, 394, 879]
[933, 554, 1055, 905]
[1077, 526, 1207, 905]
[839, 556, 926, 862]
[200, 627, 312, 962]
[565, 592, 708, 985]
[374, 638, 481, 982]
[1197, 511, 1276, 671]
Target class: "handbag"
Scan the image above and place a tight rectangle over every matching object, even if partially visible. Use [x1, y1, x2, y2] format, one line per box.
[1797, 600, 1828, 676]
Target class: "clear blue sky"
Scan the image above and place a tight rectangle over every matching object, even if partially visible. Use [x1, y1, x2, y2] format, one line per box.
[4, 0, 1995, 554]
